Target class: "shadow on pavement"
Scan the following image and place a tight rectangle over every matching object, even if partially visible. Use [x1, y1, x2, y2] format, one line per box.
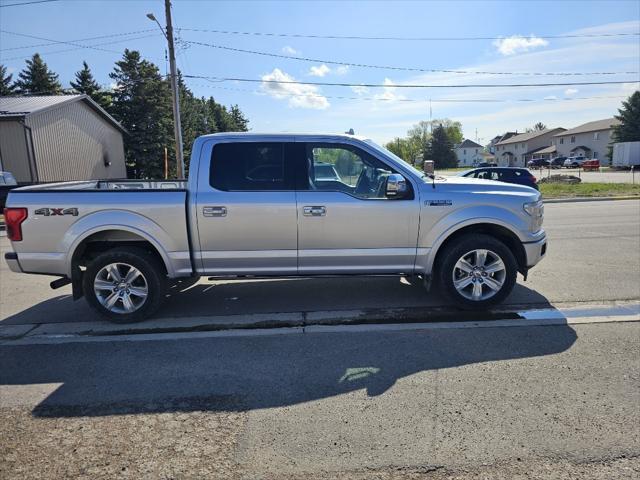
[0, 299, 576, 418]
[1, 276, 553, 325]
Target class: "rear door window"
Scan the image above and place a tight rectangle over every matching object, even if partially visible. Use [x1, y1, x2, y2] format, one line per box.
[210, 142, 296, 191]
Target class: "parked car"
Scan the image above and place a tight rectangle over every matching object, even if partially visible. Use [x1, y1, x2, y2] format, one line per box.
[582, 159, 600, 171]
[4, 133, 546, 322]
[0, 171, 18, 210]
[549, 157, 567, 169]
[527, 158, 550, 168]
[457, 167, 538, 190]
[564, 156, 586, 168]
[313, 162, 340, 181]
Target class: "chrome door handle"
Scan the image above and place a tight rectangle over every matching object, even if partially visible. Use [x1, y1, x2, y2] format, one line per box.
[303, 206, 326, 216]
[203, 206, 227, 217]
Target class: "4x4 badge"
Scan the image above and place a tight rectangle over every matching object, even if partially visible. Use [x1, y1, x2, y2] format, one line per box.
[35, 207, 79, 216]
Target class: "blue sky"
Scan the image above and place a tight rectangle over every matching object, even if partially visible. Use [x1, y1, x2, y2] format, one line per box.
[1, 0, 639, 145]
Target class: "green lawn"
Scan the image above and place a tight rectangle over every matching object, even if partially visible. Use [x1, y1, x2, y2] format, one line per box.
[540, 182, 640, 199]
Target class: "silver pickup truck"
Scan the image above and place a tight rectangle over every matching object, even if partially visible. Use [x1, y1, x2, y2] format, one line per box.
[4, 133, 546, 322]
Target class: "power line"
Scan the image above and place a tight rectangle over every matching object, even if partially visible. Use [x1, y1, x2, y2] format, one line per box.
[184, 74, 640, 89]
[187, 81, 630, 104]
[179, 27, 640, 42]
[183, 40, 639, 77]
[0, 0, 58, 7]
[1, 34, 159, 61]
[0, 29, 157, 52]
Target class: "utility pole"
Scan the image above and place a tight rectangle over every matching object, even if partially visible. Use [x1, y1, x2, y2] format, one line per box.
[148, 3, 185, 178]
[164, 0, 185, 178]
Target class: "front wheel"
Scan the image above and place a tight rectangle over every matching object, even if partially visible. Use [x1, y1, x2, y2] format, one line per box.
[83, 247, 168, 323]
[437, 234, 517, 309]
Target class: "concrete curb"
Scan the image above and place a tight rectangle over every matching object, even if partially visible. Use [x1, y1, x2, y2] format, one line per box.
[543, 195, 639, 204]
[2, 301, 638, 342]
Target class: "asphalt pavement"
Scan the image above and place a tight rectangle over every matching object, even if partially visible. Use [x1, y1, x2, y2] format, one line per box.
[1, 199, 639, 479]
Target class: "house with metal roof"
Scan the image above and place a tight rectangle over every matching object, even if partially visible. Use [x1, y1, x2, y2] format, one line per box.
[551, 118, 621, 163]
[494, 128, 566, 167]
[455, 139, 484, 166]
[0, 95, 126, 183]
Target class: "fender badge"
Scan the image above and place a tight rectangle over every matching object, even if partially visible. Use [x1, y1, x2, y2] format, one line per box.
[426, 200, 452, 206]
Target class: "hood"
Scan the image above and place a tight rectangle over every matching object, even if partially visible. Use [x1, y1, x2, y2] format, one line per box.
[430, 175, 540, 199]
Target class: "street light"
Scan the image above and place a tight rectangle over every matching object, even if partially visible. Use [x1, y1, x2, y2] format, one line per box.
[147, 2, 185, 179]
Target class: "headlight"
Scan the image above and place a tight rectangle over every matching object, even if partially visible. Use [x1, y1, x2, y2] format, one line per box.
[523, 200, 544, 217]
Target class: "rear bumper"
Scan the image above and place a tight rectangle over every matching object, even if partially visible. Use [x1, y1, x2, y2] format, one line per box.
[523, 235, 547, 268]
[4, 252, 23, 273]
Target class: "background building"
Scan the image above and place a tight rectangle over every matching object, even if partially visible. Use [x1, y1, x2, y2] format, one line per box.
[455, 139, 484, 166]
[552, 118, 621, 163]
[0, 95, 126, 183]
[494, 128, 566, 166]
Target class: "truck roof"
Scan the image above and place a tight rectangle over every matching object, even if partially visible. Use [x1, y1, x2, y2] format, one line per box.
[197, 132, 370, 142]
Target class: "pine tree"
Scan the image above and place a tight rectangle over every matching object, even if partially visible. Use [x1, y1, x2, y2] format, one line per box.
[229, 104, 249, 131]
[70, 61, 111, 110]
[14, 53, 62, 95]
[0, 65, 16, 96]
[612, 91, 640, 143]
[109, 50, 173, 178]
[426, 124, 458, 168]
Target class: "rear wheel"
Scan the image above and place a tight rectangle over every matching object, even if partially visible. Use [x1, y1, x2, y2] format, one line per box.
[83, 247, 167, 323]
[437, 234, 517, 309]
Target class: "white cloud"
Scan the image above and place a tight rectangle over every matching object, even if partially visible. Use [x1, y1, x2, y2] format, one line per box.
[493, 35, 549, 55]
[260, 68, 329, 110]
[564, 88, 579, 96]
[309, 64, 331, 77]
[351, 85, 369, 95]
[335, 65, 350, 75]
[282, 45, 300, 55]
[544, 95, 558, 100]
[373, 78, 406, 102]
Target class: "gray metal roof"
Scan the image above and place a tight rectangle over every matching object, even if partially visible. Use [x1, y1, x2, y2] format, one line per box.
[553, 118, 620, 137]
[457, 139, 483, 149]
[0, 95, 126, 134]
[495, 128, 566, 146]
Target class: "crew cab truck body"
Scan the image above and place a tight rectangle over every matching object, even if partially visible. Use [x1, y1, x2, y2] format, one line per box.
[4, 133, 547, 322]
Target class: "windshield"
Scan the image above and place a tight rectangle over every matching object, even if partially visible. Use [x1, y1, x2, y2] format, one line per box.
[363, 139, 430, 181]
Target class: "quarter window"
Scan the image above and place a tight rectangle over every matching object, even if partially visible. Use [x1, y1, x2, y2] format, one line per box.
[210, 142, 294, 191]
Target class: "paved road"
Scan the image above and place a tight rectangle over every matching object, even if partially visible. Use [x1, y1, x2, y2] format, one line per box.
[1, 320, 638, 478]
[2, 200, 639, 325]
[1, 199, 639, 479]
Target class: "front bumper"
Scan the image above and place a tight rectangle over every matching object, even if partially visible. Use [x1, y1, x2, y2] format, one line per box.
[523, 234, 547, 268]
[4, 252, 23, 273]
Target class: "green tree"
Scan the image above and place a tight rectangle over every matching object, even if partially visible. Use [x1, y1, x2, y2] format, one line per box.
[526, 122, 547, 133]
[109, 50, 173, 178]
[0, 65, 16, 96]
[612, 91, 640, 143]
[14, 53, 62, 95]
[229, 104, 249, 131]
[426, 124, 457, 168]
[70, 61, 111, 110]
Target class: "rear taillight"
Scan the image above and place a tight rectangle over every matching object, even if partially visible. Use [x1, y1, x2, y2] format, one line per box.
[3, 208, 28, 241]
[531, 176, 537, 183]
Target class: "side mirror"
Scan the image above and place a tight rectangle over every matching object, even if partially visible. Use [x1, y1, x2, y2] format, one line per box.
[385, 173, 408, 198]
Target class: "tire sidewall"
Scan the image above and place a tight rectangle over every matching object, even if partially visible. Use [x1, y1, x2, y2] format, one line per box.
[438, 234, 518, 309]
[83, 247, 167, 323]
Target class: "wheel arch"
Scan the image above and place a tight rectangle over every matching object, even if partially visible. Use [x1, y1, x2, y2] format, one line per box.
[425, 221, 527, 277]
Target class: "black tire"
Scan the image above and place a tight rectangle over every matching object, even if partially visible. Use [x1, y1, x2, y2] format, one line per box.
[436, 234, 517, 310]
[82, 246, 168, 323]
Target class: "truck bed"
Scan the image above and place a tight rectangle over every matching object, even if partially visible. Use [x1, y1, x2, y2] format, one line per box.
[14, 179, 188, 192]
[5, 180, 193, 278]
